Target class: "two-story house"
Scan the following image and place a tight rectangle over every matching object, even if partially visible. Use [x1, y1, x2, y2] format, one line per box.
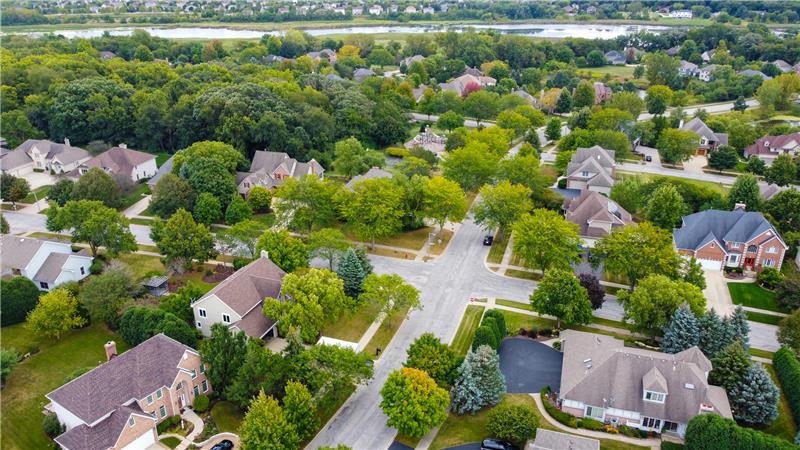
[565, 146, 616, 195]
[236, 150, 324, 197]
[306, 48, 337, 65]
[673, 206, 788, 271]
[46, 335, 211, 450]
[558, 330, 732, 438]
[438, 73, 497, 96]
[744, 132, 800, 166]
[192, 251, 285, 339]
[679, 60, 699, 77]
[697, 64, 718, 82]
[564, 191, 634, 247]
[71, 145, 158, 182]
[593, 82, 613, 104]
[1, 235, 93, 291]
[681, 118, 728, 154]
[0, 139, 90, 176]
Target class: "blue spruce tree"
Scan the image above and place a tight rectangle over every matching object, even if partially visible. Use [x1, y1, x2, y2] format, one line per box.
[661, 304, 700, 354]
[336, 248, 366, 298]
[698, 309, 728, 357]
[450, 345, 506, 414]
[728, 306, 750, 350]
[729, 364, 779, 425]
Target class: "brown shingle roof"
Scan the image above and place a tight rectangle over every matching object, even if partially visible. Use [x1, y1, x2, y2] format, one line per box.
[744, 133, 800, 157]
[55, 404, 153, 450]
[198, 255, 285, 317]
[79, 146, 155, 177]
[564, 191, 633, 238]
[1, 235, 45, 269]
[47, 334, 196, 424]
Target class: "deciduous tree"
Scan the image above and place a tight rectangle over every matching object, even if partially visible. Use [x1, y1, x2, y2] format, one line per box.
[578, 273, 606, 310]
[47, 200, 136, 257]
[307, 228, 349, 270]
[359, 273, 421, 326]
[645, 85, 673, 115]
[657, 128, 700, 164]
[200, 323, 248, 394]
[423, 176, 467, 234]
[486, 404, 538, 447]
[765, 154, 798, 187]
[592, 222, 680, 287]
[530, 269, 592, 328]
[618, 275, 706, 338]
[645, 184, 686, 229]
[225, 193, 253, 225]
[473, 181, 531, 237]
[727, 174, 761, 210]
[247, 186, 272, 213]
[239, 391, 300, 450]
[216, 219, 263, 259]
[380, 367, 450, 437]
[255, 230, 308, 273]
[339, 177, 404, 248]
[441, 142, 500, 191]
[69, 167, 121, 208]
[0, 277, 40, 326]
[150, 209, 217, 271]
[283, 380, 318, 442]
[274, 176, 340, 232]
[0, 174, 29, 208]
[79, 264, 135, 327]
[193, 192, 222, 225]
[149, 173, 195, 218]
[778, 309, 800, 355]
[512, 209, 581, 274]
[26, 288, 86, 340]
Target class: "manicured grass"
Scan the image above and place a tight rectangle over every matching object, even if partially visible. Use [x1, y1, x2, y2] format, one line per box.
[450, 305, 484, 356]
[113, 252, 166, 280]
[758, 365, 798, 442]
[728, 283, 784, 313]
[499, 310, 555, 334]
[321, 302, 381, 343]
[427, 229, 454, 256]
[338, 223, 434, 250]
[486, 231, 509, 264]
[154, 152, 171, 167]
[364, 305, 411, 358]
[160, 437, 181, 449]
[129, 217, 155, 226]
[365, 246, 417, 260]
[118, 184, 151, 211]
[251, 213, 275, 228]
[137, 244, 161, 253]
[749, 348, 775, 360]
[19, 185, 52, 204]
[505, 268, 542, 280]
[746, 311, 784, 325]
[395, 434, 422, 448]
[496, 298, 532, 311]
[581, 65, 636, 79]
[617, 172, 729, 196]
[0, 323, 129, 450]
[28, 231, 71, 241]
[211, 401, 244, 433]
[591, 316, 632, 331]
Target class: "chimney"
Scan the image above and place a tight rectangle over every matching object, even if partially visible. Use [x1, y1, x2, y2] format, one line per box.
[64, 138, 70, 147]
[260, 249, 269, 259]
[104, 341, 117, 361]
[118, 143, 127, 149]
[734, 203, 746, 211]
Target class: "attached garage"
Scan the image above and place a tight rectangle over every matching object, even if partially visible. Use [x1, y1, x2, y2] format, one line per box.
[696, 258, 723, 271]
[120, 428, 156, 450]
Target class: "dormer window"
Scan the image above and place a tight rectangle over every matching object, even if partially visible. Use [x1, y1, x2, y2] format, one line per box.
[581, 171, 589, 177]
[644, 390, 666, 403]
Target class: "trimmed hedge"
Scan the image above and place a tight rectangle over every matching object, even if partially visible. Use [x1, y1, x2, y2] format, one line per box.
[156, 415, 180, 434]
[684, 414, 796, 450]
[483, 309, 508, 338]
[577, 417, 604, 431]
[540, 386, 578, 428]
[472, 325, 498, 351]
[774, 346, 800, 427]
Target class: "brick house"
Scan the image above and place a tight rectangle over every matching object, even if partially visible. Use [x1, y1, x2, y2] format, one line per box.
[236, 150, 324, 197]
[680, 118, 728, 155]
[46, 335, 211, 450]
[593, 82, 612, 104]
[673, 206, 787, 271]
[744, 132, 800, 166]
[558, 330, 732, 438]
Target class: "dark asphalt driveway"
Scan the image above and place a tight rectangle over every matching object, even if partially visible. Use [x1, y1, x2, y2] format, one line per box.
[499, 337, 563, 393]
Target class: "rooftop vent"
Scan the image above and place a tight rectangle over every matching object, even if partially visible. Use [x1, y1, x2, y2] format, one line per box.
[685, 383, 695, 389]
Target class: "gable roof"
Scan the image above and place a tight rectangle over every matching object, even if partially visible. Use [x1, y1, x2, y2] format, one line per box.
[47, 334, 196, 424]
[243, 151, 324, 190]
[33, 253, 71, 283]
[79, 146, 155, 176]
[564, 191, 633, 238]
[346, 167, 393, 189]
[560, 330, 732, 424]
[196, 255, 285, 337]
[681, 117, 728, 147]
[566, 146, 616, 186]
[1, 235, 46, 269]
[744, 133, 800, 156]
[1, 139, 89, 171]
[55, 403, 154, 450]
[739, 69, 772, 80]
[674, 209, 786, 251]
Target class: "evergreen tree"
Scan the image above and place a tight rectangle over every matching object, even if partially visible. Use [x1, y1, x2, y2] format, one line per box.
[336, 248, 367, 298]
[661, 304, 700, 354]
[472, 325, 498, 351]
[698, 309, 729, 358]
[708, 341, 751, 391]
[450, 345, 506, 415]
[354, 246, 373, 275]
[555, 88, 573, 113]
[228, 339, 285, 409]
[483, 310, 507, 339]
[728, 306, 750, 350]
[729, 364, 779, 425]
[225, 193, 253, 225]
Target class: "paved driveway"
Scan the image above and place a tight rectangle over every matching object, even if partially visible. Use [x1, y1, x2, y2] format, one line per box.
[499, 338, 563, 393]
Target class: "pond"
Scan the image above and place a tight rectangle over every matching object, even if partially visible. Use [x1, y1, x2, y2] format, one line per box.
[7, 22, 671, 40]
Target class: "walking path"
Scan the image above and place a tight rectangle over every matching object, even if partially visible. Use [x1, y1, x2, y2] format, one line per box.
[123, 195, 151, 218]
[530, 394, 662, 450]
[159, 409, 204, 450]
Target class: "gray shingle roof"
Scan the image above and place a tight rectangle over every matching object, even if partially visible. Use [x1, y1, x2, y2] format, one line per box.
[33, 253, 70, 283]
[1, 235, 45, 269]
[559, 330, 732, 424]
[79, 146, 155, 177]
[673, 209, 782, 251]
[1, 139, 89, 171]
[47, 334, 195, 424]
[147, 155, 174, 187]
[346, 167, 392, 189]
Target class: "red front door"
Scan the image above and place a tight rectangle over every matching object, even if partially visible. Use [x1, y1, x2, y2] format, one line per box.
[744, 257, 755, 269]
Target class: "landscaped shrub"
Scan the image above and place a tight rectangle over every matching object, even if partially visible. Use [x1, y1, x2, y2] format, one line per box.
[386, 147, 411, 157]
[528, 327, 539, 338]
[618, 425, 648, 438]
[540, 386, 577, 428]
[557, 178, 567, 189]
[193, 394, 210, 413]
[156, 415, 181, 434]
[757, 268, 783, 289]
[42, 414, 64, 438]
[0, 276, 40, 326]
[685, 413, 796, 450]
[481, 317, 504, 343]
[552, 340, 561, 351]
[486, 403, 538, 446]
[774, 346, 800, 427]
[483, 310, 508, 339]
[233, 257, 251, 270]
[577, 417, 604, 430]
[472, 325, 498, 351]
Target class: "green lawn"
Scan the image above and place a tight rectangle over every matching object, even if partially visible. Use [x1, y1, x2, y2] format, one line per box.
[338, 223, 434, 251]
[745, 311, 784, 325]
[321, 302, 381, 343]
[749, 348, 775, 360]
[505, 268, 542, 281]
[113, 252, 166, 280]
[728, 283, 784, 313]
[155, 152, 171, 167]
[450, 305, 485, 356]
[118, 184, 151, 211]
[617, 172, 729, 196]
[211, 401, 244, 433]
[496, 299, 532, 311]
[251, 213, 275, 228]
[758, 365, 798, 442]
[499, 310, 556, 334]
[20, 185, 52, 204]
[364, 305, 411, 358]
[0, 323, 129, 450]
[582, 65, 636, 79]
[486, 231, 509, 265]
[431, 394, 536, 449]
[128, 217, 155, 226]
[160, 437, 181, 449]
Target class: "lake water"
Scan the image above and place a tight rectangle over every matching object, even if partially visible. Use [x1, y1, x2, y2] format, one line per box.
[9, 22, 671, 40]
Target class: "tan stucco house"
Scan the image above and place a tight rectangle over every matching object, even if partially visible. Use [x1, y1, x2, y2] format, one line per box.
[46, 335, 211, 450]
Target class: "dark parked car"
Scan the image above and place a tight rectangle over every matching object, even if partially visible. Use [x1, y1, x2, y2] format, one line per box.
[211, 440, 234, 450]
[483, 235, 494, 246]
[481, 439, 517, 450]
[645, 155, 653, 162]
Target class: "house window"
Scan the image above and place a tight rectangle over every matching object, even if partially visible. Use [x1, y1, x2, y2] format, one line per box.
[663, 421, 679, 433]
[200, 363, 206, 374]
[193, 385, 200, 397]
[128, 417, 136, 427]
[222, 314, 231, 324]
[80, 267, 85, 275]
[767, 246, 777, 254]
[159, 405, 167, 418]
[202, 380, 209, 393]
[156, 388, 162, 399]
[731, 242, 740, 248]
[191, 369, 197, 379]
[581, 171, 589, 177]
[147, 395, 153, 405]
[747, 245, 757, 253]
[585, 405, 604, 420]
[727, 254, 739, 265]
[764, 259, 775, 268]
[642, 417, 662, 429]
[198, 309, 207, 318]
[644, 391, 666, 403]
[196, 322, 202, 328]
[39, 282, 49, 290]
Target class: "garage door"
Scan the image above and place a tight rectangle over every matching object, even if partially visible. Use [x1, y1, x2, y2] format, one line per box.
[120, 428, 156, 450]
[696, 258, 723, 271]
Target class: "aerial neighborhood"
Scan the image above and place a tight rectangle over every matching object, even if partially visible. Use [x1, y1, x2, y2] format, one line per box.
[3, 2, 800, 450]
